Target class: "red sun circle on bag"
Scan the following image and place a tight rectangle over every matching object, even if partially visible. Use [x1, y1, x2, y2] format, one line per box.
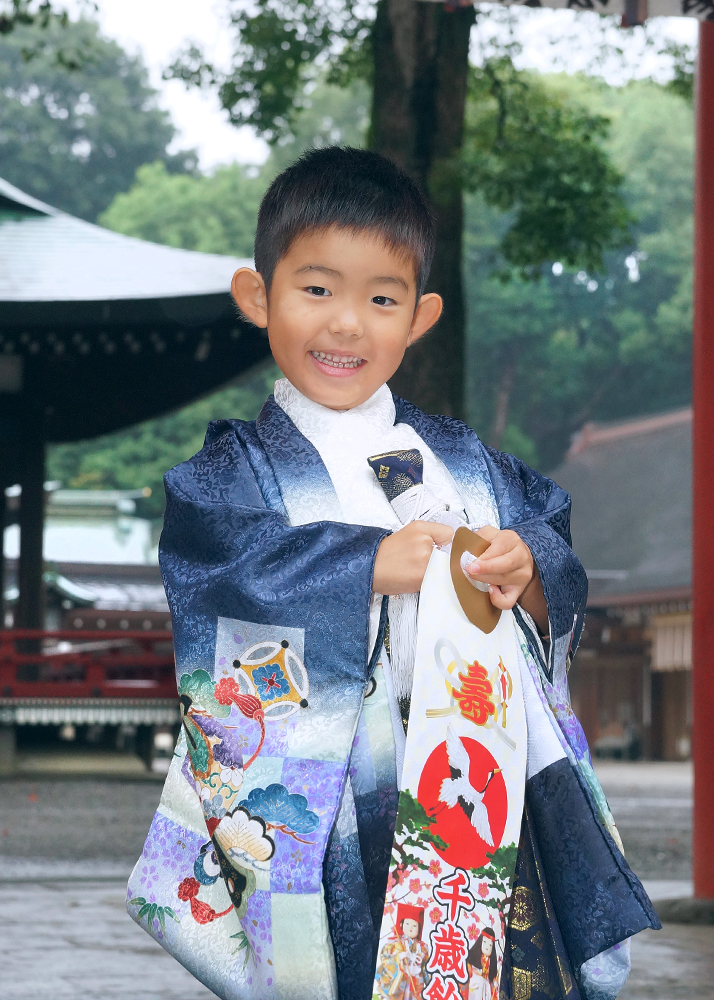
[417, 736, 507, 870]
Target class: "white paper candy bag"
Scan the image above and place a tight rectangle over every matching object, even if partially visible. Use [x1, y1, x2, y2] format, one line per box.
[374, 534, 529, 1000]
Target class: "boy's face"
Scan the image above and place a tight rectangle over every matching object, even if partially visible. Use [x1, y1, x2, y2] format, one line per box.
[231, 226, 442, 410]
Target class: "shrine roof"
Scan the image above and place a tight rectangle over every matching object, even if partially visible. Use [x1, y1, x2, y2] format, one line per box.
[549, 407, 691, 603]
[0, 177, 251, 303]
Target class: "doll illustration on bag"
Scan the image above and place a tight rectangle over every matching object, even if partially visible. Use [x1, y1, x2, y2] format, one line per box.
[375, 904, 429, 999]
[466, 928, 498, 1000]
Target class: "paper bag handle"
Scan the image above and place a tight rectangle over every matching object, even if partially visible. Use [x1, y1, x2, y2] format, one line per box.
[449, 527, 502, 634]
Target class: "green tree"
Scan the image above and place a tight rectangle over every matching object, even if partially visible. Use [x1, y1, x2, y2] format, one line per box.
[1, 0, 71, 40]
[390, 789, 447, 877]
[0, 16, 195, 220]
[100, 161, 263, 257]
[470, 842, 519, 939]
[48, 365, 279, 518]
[464, 61, 630, 278]
[100, 79, 371, 254]
[265, 77, 370, 176]
[465, 78, 693, 469]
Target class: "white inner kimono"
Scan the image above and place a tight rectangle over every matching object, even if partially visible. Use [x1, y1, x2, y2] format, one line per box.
[273, 378, 561, 781]
[274, 376, 491, 643]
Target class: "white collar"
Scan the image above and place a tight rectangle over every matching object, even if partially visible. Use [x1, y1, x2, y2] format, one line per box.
[273, 378, 396, 443]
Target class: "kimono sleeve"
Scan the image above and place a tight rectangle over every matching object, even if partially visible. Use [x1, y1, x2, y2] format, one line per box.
[160, 420, 389, 669]
[482, 445, 588, 672]
[143, 421, 390, 1000]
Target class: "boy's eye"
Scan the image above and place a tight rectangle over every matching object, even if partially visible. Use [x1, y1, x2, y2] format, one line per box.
[305, 285, 331, 297]
[372, 295, 396, 306]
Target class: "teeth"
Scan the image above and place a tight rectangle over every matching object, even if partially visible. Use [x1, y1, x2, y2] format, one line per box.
[311, 351, 364, 369]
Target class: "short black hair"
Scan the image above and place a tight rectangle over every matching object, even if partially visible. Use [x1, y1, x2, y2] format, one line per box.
[254, 147, 435, 299]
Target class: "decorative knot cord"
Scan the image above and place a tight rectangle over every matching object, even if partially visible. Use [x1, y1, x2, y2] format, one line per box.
[367, 450, 468, 727]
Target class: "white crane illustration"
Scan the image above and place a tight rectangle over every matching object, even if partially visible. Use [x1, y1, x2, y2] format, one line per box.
[438, 725, 501, 846]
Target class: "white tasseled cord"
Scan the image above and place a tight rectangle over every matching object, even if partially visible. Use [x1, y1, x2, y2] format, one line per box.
[387, 485, 468, 721]
[387, 591, 419, 713]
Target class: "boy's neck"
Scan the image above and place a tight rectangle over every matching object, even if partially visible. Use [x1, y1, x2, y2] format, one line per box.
[280, 376, 391, 414]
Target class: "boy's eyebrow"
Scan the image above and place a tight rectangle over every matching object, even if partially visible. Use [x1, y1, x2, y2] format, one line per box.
[294, 264, 342, 278]
[372, 275, 410, 291]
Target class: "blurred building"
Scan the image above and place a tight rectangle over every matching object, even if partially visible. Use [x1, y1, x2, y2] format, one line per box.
[0, 487, 174, 773]
[3, 485, 168, 629]
[0, 175, 259, 632]
[551, 408, 692, 761]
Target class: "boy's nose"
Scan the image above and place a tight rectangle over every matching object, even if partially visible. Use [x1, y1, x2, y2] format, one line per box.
[328, 305, 362, 337]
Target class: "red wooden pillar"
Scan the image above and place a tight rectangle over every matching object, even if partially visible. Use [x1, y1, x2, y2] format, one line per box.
[692, 18, 714, 901]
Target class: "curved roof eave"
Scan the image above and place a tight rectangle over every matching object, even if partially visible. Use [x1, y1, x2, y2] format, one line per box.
[0, 176, 253, 303]
[0, 176, 58, 216]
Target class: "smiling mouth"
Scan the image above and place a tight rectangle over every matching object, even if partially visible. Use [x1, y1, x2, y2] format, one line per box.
[310, 351, 365, 369]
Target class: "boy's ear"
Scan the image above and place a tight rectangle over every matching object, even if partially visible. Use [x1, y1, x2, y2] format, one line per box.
[231, 268, 268, 329]
[408, 292, 443, 345]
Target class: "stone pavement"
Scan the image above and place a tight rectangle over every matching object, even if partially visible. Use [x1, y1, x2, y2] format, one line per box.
[0, 879, 214, 1000]
[595, 761, 693, 881]
[1, 879, 712, 1000]
[0, 760, 705, 999]
[620, 925, 714, 999]
[0, 774, 162, 874]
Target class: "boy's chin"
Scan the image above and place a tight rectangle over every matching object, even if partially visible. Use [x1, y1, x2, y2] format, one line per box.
[297, 370, 385, 411]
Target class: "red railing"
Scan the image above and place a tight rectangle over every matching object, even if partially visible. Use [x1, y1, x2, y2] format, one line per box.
[0, 629, 177, 700]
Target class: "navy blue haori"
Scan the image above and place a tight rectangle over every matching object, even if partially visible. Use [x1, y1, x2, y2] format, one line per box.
[127, 393, 659, 1000]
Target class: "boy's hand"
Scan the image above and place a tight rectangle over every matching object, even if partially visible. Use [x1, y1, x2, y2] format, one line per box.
[373, 521, 454, 594]
[465, 525, 549, 634]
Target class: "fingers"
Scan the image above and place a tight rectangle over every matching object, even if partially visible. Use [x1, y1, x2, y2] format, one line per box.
[475, 529, 517, 560]
[417, 521, 454, 547]
[474, 524, 499, 543]
[469, 552, 527, 584]
[487, 584, 519, 611]
[373, 520, 453, 594]
[466, 529, 533, 584]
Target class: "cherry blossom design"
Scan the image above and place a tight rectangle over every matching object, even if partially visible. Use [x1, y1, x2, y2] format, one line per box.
[213, 737, 245, 790]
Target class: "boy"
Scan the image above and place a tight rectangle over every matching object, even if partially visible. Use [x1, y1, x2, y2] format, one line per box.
[128, 148, 658, 1000]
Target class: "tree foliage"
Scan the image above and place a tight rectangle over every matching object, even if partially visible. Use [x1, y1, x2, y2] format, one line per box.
[168, 2, 628, 283]
[99, 78, 371, 251]
[0, 16, 195, 219]
[465, 78, 693, 467]
[470, 842, 519, 938]
[265, 76, 370, 173]
[661, 40, 695, 103]
[166, 0, 372, 142]
[48, 365, 280, 518]
[99, 161, 263, 257]
[390, 789, 447, 876]
[464, 60, 631, 277]
[0, 0, 69, 38]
